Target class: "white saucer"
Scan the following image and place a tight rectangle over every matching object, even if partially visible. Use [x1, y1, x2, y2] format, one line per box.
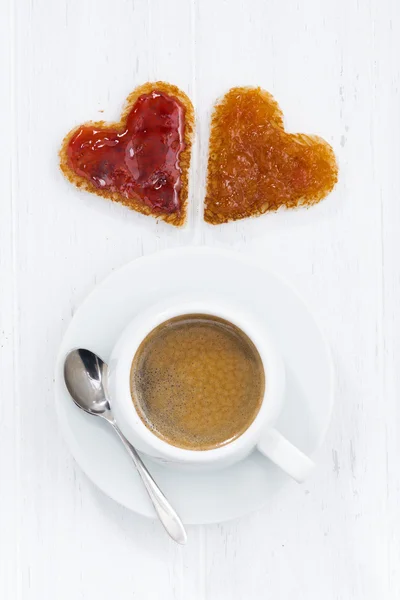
[55, 247, 333, 525]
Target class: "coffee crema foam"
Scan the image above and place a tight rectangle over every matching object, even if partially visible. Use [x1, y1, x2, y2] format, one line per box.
[130, 314, 265, 451]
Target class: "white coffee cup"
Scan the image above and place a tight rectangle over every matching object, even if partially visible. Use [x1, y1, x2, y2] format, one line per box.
[107, 297, 315, 482]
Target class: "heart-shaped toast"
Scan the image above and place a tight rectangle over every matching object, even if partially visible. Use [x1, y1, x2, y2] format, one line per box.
[205, 87, 338, 224]
[59, 82, 194, 227]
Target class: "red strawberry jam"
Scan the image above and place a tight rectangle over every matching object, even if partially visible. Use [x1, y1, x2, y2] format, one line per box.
[67, 91, 186, 215]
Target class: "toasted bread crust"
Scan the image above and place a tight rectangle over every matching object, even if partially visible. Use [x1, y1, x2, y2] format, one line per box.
[59, 82, 194, 227]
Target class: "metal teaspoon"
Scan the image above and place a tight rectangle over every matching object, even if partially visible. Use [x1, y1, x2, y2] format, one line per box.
[63, 349, 187, 545]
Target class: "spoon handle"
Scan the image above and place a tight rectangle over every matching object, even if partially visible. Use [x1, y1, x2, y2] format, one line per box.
[111, 421, 187, 544]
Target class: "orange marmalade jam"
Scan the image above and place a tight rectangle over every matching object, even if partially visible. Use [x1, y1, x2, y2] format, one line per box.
[205, 87, 338, 224]
[67, 91, 186, 215]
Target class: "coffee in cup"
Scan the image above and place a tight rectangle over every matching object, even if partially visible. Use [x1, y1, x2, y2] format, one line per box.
[130, 314, 265, 451]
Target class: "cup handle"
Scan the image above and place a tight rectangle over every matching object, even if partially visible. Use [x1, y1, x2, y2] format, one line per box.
[257, 428, 315, 483]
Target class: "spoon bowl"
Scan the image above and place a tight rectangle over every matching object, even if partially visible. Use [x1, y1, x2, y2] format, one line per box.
[64, 349, 111, 417]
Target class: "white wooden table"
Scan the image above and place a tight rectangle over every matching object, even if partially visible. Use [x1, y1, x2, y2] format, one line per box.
[1, 0, 400, 597]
